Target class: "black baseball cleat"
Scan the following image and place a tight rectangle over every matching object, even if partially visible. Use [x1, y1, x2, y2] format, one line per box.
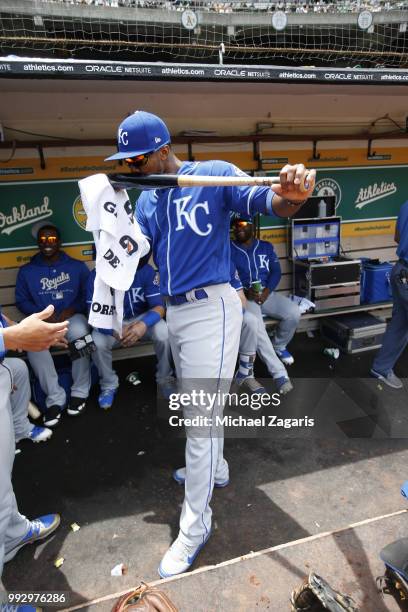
[67, 396, 87, 416]
[43, 405, 63, 428]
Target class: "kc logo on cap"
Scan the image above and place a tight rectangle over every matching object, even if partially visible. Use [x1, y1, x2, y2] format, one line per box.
[118, 128, 128, 146]
[105, 111, 171, 162]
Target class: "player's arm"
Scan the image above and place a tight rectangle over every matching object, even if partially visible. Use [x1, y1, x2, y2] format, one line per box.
[229, 262, 248, 309]
[121, 265, 165, 347]
[121, 305, 165, 347]
[224, 161, 315, 219]
[2, 305, 68, 352]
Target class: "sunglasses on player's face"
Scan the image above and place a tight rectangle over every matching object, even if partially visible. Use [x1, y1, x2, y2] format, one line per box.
[234, 221, 252, 229]
[125, 152, 154, 168]
[39, 235, 58, 244]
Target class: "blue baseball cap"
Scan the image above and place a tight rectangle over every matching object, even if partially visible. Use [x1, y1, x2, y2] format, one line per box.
[105, 111, 171, 161]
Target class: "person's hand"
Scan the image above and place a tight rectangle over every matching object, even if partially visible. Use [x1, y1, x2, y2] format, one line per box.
[271, 164, 316, 203]
[245, 287, 261, 302]
[3, 305, 69, 352]
[121, 321, 147, 347]
[256, 287, 270, 305]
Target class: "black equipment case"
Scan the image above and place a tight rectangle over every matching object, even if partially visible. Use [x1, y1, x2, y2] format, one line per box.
[320, 312, 387, 354]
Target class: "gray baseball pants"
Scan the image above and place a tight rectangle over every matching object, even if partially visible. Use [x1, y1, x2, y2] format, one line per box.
[27, 313, 91, 406]
[92, 317, 173, 390]
[246, 291, 300, 352]
[0, 362, 29, 577]
[239, 309, 287, 379]
[4, 358, 32, 442]
[167, 284, 242, 546]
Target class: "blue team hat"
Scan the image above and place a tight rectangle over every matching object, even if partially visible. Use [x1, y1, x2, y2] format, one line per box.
[105, 111, 171, 161]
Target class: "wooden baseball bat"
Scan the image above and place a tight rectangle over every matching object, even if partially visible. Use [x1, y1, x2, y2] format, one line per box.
[108, 173, 313, 193]
[28, 401, 42, 420]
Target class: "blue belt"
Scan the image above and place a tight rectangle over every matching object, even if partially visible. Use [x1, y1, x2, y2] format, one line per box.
[167, 289, 208, 306]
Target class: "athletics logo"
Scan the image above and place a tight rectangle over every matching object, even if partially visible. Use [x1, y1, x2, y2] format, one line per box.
[354, 181, 397, 209]
[72, 195, 87, 230]
[313, 178, 342, 207]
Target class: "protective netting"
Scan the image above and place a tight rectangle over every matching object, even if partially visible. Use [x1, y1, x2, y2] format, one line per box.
[1, 1, 408, 67]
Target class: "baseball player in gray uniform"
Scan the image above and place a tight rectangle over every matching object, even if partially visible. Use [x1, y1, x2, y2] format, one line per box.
[105, 110, 315, 577]
[0, 304, 65, 577]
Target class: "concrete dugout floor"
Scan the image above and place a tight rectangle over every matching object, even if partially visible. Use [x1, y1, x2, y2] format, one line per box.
[3, 332, 408, 611]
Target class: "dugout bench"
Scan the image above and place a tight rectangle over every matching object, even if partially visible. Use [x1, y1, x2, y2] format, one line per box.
[1, 226, 397, 355]
[0, 264, 393, 360]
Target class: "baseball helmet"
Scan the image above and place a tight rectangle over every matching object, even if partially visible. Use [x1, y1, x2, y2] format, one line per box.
[105, 111, 171, 161]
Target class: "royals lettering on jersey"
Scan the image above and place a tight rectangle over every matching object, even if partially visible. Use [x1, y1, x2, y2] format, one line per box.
[86, 264, 163, 321]
[135, 160, 276, 296]
[231, 239, 282, 291]
[16, 252, 90, 316]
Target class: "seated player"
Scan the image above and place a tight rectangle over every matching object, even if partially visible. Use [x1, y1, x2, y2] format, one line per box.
[231, 262, 292, 395]
[88, 263, 174, 409]
[231, 216, 301, 367]
[15, 222, 91, 427]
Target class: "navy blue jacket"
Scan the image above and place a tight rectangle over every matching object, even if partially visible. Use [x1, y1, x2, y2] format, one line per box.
[16, 252, 90, 316]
